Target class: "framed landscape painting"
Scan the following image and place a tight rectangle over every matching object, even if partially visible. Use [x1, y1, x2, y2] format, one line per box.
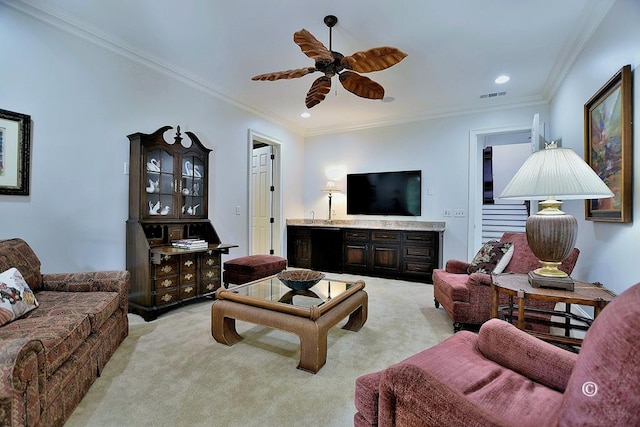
[584, 65, 633, 223]
[0, 109, 32, 196]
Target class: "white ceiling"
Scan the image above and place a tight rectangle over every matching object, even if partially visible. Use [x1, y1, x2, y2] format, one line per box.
[8, 0, 615, 136]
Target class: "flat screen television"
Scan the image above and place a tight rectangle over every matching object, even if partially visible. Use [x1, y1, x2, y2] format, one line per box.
[346, 170, 421, 216]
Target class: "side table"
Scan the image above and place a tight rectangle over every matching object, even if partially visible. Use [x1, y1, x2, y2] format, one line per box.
[490, 273, 616, 347]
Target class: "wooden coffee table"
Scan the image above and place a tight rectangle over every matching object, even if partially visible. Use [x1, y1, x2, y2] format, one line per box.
[211, 275, 368, 373]
[490, 273, 616, 347]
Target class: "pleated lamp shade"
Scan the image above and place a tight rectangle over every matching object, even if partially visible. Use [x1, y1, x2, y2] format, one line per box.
[500, 142, 613, 278]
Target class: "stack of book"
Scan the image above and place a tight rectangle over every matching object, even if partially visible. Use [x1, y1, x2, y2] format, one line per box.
[172, 239, 208, 250]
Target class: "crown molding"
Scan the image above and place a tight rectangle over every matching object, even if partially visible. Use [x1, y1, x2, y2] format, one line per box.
[542, 0, 616, 101]
[2, 0, 306, 136]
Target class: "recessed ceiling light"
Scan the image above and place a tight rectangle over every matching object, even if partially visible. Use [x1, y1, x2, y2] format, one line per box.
[300, 112, 311, 118]
[495, 75, 510, 84]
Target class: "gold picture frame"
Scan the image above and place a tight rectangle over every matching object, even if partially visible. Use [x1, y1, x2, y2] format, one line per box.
[0, 109, 32, 196]
[584, 65, 633, 222]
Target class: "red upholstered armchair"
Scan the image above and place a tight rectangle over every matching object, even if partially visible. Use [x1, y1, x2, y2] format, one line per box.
[432, 232, 579, 332]
[354, 283, 640, 427]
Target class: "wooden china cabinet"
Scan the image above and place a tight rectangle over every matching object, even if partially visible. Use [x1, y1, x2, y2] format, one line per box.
[126, 125, 236, 321]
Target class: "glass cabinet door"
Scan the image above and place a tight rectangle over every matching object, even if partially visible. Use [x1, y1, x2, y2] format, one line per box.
[145, 149, 176, 218]
[181, 155, 205, 217]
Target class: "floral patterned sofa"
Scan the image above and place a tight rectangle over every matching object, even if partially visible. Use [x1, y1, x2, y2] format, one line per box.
[0, 238, 129, 426]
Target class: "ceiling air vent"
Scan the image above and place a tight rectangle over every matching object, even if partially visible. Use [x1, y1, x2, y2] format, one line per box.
[479, 91, 507, 99]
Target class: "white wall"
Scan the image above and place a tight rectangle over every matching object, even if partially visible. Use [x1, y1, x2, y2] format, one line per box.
[304, 105, 549, 263]
[549, 0, 640, 294]
[0, 5, 305, 272]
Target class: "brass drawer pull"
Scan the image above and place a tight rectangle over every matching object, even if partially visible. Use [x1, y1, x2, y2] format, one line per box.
[183, 286, 194, 294]
[206, 258, 216, 266]
[184, 273, 194, 281]
[161, 279, 173, 288]
[161, 265, 173, 273]
[161, 293, 173, 302]
[184, 260, 194, 267]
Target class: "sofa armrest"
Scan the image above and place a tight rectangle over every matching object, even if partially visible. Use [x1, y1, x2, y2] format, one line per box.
[41, 270, 130, 311]
[477, 318, 577, 392]
[0, 338, 46, 426]
[467, 271, 491, 287]
[445, 259, 470, 274]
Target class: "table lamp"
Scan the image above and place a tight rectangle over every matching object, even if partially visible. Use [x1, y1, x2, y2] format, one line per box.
[499, 141, 613, 281]
[321, 180, 340, 221]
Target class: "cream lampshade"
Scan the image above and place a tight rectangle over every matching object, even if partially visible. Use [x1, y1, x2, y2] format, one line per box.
[500, 142, 613, 279]
[321, 180, 340, 221]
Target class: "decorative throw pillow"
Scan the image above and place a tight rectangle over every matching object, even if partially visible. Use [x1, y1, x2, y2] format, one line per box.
[493, 244, 515, 274]
[466, 241, 514, 274]
[0, 267, 39, 326]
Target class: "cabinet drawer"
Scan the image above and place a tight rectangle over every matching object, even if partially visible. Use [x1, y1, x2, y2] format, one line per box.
[201, 280, 219, 294]
[344, 229, 369, 240]
[180, 284, 198, 299]
[404, 232, 435, 245]
[371, 230, 400, 242]
[154, 289, 179, 305]
[181, 255, 197, 271]
[201, 254, 220, 268]
[202, 268, 220, 280]
[403, 245, 435, 260]
[403, 261, 434, 275]
[154, 276, 178, 290]
[181, 271, 197, 283]
[155, 261, 178, 277]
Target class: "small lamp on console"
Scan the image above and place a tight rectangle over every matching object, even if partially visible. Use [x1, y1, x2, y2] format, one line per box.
[499, 141, 613, 286]
[321, 180, 340, 221]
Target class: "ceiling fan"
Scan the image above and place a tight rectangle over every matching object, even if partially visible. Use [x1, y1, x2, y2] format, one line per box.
[251, 15, 407, 108]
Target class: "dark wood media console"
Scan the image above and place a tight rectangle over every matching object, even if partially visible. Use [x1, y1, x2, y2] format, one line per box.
[287, 221, 444, 283]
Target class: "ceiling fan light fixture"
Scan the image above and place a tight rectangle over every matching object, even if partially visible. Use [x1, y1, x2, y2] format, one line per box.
[251, 15, 407, 108]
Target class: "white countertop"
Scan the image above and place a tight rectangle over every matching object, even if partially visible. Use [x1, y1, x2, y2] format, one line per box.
[286, 219, 445, 232]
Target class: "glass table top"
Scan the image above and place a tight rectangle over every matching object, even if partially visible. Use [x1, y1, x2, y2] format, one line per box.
[224, 276, 357, 309]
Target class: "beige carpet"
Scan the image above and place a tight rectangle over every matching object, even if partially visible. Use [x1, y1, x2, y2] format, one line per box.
[65, 273, 453, 427]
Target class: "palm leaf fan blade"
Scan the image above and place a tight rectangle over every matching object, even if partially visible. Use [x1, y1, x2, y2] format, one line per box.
[339, 71, 384, 100]
[251, 67, 316, 81]
[341, 47, 407, 73]
[305, 76, 332, 108]
[293, 29, 334, 62]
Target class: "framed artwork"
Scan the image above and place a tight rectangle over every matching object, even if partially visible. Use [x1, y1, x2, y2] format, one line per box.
[584, 65, 633, 223]
[0, 109, 32, 195]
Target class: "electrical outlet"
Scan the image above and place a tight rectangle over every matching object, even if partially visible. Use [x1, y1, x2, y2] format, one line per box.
[332, 209, 336, 217]
[235, 206, 241, 215]
[443, 209, 452, 217]
[123, 162, 129, 175]
[454, 209, 466, 217]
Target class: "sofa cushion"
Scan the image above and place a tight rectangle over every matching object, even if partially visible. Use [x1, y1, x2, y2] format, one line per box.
[0, 267, 39, 326]
[467, 241, 513, 274]
[0, 313, 91, 377]
[381, 331, 563, 426]
[24, 291, 120, 333]
[0, 239, 43, 291]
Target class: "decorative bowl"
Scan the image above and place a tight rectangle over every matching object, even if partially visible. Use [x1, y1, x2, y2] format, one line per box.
[277, 270, 325, 291]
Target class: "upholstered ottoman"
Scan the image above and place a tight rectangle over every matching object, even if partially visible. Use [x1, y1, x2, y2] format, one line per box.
[223, 255, 287, 287]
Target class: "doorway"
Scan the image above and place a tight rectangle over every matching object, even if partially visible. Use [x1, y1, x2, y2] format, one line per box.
[468, 125, 532, 259]
[248, 130, 282, 256]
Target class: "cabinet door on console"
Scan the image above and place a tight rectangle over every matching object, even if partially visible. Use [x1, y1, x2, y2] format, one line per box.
[287, 226, 312, 268]
[343, 229, 370, 272]
[370, 230, 401, 275]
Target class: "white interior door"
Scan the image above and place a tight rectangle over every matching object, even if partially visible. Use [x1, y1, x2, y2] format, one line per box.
[251, 145, 271, 255]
